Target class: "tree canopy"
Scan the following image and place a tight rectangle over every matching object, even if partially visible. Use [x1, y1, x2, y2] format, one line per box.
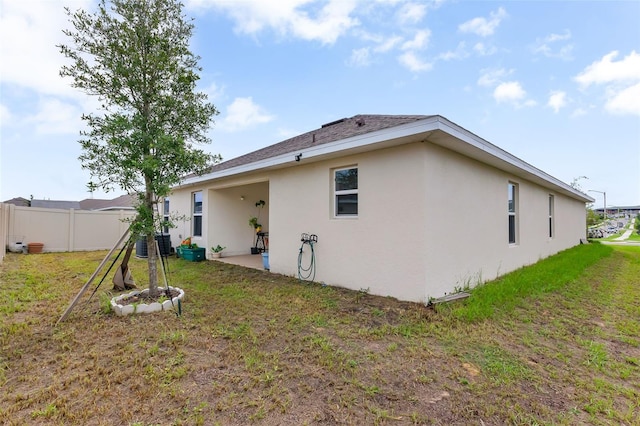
[60, 0, 219, 296]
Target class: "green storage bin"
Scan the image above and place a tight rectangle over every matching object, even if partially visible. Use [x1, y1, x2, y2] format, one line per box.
[179, 247, 205, 262]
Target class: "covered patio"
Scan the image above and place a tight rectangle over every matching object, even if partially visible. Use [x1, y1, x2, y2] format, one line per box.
[210, 254, 265, 270]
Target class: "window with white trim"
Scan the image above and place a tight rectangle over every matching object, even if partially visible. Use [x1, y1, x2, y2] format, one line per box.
[548, 194, 554, 238]
[508, 182, 518, 244]
[334, 166, 358, 217]
[192, 191, 202, 237]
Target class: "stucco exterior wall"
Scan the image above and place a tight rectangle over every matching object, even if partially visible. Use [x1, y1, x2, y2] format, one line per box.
[269, 142, 429, 302]
[168, 139, 587, 303]
[422, 143, 586, 300]
[208, 181, 269, 256]
[166, 176, 270, 256]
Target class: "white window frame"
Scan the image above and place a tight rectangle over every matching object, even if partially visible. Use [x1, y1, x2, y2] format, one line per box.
[508, 182, 518, 245]
[334, 166, 358, 218]
[192, 191, 203, 237]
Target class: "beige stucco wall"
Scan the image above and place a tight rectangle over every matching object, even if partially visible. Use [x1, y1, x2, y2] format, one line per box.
[422, 143, 586, 300]
[169, 140, 587, 303]
[4, 205, 134, 252]
[166, 176, 270, 256]
[268, 142, 429, 301]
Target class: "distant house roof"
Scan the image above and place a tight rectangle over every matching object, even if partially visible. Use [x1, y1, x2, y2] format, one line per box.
[6, 194, 136, 211]
[31, 200, 81, 209]
[2, 197, 30, 207]
[79, 194, 137, 211]
[178, 114, 592, 203]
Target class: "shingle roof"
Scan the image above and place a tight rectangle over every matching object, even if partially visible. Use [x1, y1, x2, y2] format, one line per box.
[209, 114, 432, 173]
[2, 197, 30, 207]
[31, 200, 81, 209]
[79, 194, 136, 210]
[10, 195, 136, 210]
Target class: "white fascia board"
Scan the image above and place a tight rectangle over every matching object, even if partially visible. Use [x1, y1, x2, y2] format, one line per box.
[177, 115, 594, 203]
[177, 117, 441, 188]
[433, 116, 594, 203]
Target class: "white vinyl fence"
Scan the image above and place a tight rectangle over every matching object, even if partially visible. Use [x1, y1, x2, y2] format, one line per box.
[1, 203, 136, 256]
[0, 204, 8, 262]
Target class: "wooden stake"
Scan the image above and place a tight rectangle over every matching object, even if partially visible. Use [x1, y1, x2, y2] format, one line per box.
[56, 229, 130, 325]
[155, 240, 170, 290]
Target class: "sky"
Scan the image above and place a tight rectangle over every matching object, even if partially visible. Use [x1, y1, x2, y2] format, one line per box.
[1, 0, 639, 209]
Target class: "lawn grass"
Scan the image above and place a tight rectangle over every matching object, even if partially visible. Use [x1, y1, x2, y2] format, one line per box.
[1, 243, 639, 425]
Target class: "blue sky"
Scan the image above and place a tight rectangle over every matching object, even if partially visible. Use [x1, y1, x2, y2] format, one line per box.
[1, 0, 639, 208]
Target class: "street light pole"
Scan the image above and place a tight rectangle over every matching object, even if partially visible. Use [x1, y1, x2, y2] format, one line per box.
[588, 190, 607, 224]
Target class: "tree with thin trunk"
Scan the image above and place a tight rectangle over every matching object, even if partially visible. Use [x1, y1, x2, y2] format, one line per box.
[60, 0, 219, 297]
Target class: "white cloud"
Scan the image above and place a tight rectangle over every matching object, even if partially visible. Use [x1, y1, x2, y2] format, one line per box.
[0, 104, 12, 127]
[606, 82, 640, 116]
[575, 50, 640, 116]
[459, 7, 507, 37]
[532, 30, 573, 60]
[547, 91, 567, 113]
[219, 97, 275, 131]
[575, 50, 640, 86]
[473, 42, 497, 56]
[0, 0, 93, 99]
[570, 107, 589, 118]
[203, 82, 225, 102]
[396, 3, 427, 25]
[477, 68, 513, 87]
[374, 35, 403, 53]
[494, 82, 525, 103]
[437, 42, 468, 61]
[26, 98, 84, 135]
[401, 29, 431, 51]
[398, 52, 432, 72]
[347, 47, 371, 67]
[187, 0, 359, 45]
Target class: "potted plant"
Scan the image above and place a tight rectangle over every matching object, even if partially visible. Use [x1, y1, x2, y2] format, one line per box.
[248, 216, 261, 232]
[249, 200, 266, 254]
[210, 244, 226, 259]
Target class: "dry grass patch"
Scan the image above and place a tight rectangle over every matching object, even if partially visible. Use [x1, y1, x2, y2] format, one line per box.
[1, 244, 638, 425]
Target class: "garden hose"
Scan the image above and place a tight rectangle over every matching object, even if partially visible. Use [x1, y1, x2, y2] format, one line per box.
[297, 234, 318, 282]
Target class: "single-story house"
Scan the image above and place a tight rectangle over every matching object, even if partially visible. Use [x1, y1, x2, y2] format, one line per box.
[166, 114, 592, 303]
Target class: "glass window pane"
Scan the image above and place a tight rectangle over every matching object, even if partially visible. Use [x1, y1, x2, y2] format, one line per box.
[193, 215, 202, 237]
[336, 194, 358, 215]
[335, 168, 358, 191]
[508, 184, 515, 213]
[193, 192, 202, 214]
[508, 215, 516, 244]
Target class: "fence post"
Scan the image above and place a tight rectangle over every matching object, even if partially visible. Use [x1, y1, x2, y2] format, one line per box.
[68, 208, 75, 252]
[0, 204, 7, 263]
